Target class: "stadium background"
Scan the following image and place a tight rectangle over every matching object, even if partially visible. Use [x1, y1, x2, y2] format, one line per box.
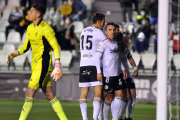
[0, 0, 179, 120]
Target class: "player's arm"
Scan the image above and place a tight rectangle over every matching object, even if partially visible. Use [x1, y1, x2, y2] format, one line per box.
[101, 38, 118, 51]
[6, 28, 30, 64]
[119, 62, 127, 80]
[96, 42, 104, 82]
[99, 31, 118, 51]
[43, 26, 62, 81]
[127, 48, 138, 76]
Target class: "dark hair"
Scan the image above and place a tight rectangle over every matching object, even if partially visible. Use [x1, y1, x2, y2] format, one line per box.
[136, 28, 142, 34]
[105, 22, 115, 30]
[92, 12, 105, 24]
[117, 32, 127, 52]
[115, 24, 119, 29]
[31, 4, 46, 17]
[140, 8, 146, 12]
[143, 17, 150, 23]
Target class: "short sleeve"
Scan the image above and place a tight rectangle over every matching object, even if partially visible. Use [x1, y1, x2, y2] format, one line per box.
[97, 42, 105, 53]
[126, 47, 132, 59]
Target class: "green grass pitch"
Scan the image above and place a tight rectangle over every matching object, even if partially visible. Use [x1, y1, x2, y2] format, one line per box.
[0, 100, 179, 120]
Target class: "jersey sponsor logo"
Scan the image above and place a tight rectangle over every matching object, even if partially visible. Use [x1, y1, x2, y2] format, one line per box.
[105, 85, 108, 89]
[83, 53, 93, 58]
[82, 70, 91, 75]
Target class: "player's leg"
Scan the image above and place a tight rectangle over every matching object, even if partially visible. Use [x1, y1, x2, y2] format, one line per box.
[89, 66, 103, 120]
[115, 89, 127, 120]
[79, 66, 92, 120]
[112, 89, 124, 120]
[93, 85, 103, 120]
[19, 87, 36, 120]
[42, 86, 67, 120]
[125, 88, 136, 120]
[98, 90, 104, 120]
[80, 87, 89, 120]
[125, 77, 136, 120]
[113, 75, 128, 120]
[103, 92, 114, 120]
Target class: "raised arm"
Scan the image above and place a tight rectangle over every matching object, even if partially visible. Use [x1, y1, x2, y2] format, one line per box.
[102, 38, 118, 51]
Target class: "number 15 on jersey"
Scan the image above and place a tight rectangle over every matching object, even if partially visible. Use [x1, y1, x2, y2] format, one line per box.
[81, 35, 93, 50]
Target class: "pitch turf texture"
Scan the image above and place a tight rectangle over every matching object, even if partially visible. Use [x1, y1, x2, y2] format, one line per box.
[0, 100, 179, 120]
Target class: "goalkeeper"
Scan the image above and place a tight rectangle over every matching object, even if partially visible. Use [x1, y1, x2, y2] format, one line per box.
[6, 4, 67, 120]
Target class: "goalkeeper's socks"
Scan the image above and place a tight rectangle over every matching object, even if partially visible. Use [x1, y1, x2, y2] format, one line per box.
[112, 96, 122, 120]
[118, 97, 128, 119]
[103, 100, 111, 120]
[50, 96, 68, 120]
[79, 99, 88, 120]
[93, 97, 101, 120]
[98, 100, 104, 120]
[126, 98, 136, 118]
[19, 97, 34, 120]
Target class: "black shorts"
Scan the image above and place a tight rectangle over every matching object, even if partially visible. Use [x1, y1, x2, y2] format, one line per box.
[119, 74, 136, 89]
[103, 76, 123, 92]
[79, 66, 102, 87]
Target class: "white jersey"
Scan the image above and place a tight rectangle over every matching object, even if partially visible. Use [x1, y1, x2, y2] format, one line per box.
[119, 47, 132, 78]
[97, 41, 119, 77]
[80, 26, 107, 67]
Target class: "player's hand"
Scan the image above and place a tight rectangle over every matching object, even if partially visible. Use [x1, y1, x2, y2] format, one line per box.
[6, 51, 19, 64]
[51, 68, 63, 81]
[133, 69, 138, 77]
[97, 73, 102, 82]
[107, 36, 113, 41]
[122, 70, 127, 80]
[51, 60, 63, 81]
[143, 50, 146, 54]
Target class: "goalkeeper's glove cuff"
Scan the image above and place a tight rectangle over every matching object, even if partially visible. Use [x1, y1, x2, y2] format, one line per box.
[13, 51, 19, 57]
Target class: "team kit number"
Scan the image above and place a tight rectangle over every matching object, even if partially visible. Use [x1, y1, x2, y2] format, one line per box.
[81, 35, 93, 50]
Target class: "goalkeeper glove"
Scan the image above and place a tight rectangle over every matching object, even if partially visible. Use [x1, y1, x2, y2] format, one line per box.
[51, 60, 63, 81]
[6, 51, 19, 64]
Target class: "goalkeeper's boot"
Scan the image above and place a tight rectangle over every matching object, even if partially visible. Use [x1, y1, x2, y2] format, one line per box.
[124, 118, 128, 120]
[128, 118, 132, 120]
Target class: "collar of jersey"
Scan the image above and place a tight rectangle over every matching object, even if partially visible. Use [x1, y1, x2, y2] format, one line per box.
[37, 19, 43, 26]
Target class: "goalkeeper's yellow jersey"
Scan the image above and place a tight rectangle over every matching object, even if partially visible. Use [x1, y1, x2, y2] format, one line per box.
[18, 19, 60, 71]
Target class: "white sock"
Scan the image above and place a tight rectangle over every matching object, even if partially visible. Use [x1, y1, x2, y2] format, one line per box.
[126, 99, 132, 118]
[111, 100, 114, 116]
[126, 98, 136, 118]
[103, 100, 111, 120]
[118, 98, 128, 119]
[79, 99, 88, 120]
[98, 100, 104, 120]
[112, 97, 122, 120]
[93, 97, 101, 120]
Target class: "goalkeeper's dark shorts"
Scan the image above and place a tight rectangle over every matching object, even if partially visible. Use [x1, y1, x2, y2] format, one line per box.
[28, 70, 52, 90]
